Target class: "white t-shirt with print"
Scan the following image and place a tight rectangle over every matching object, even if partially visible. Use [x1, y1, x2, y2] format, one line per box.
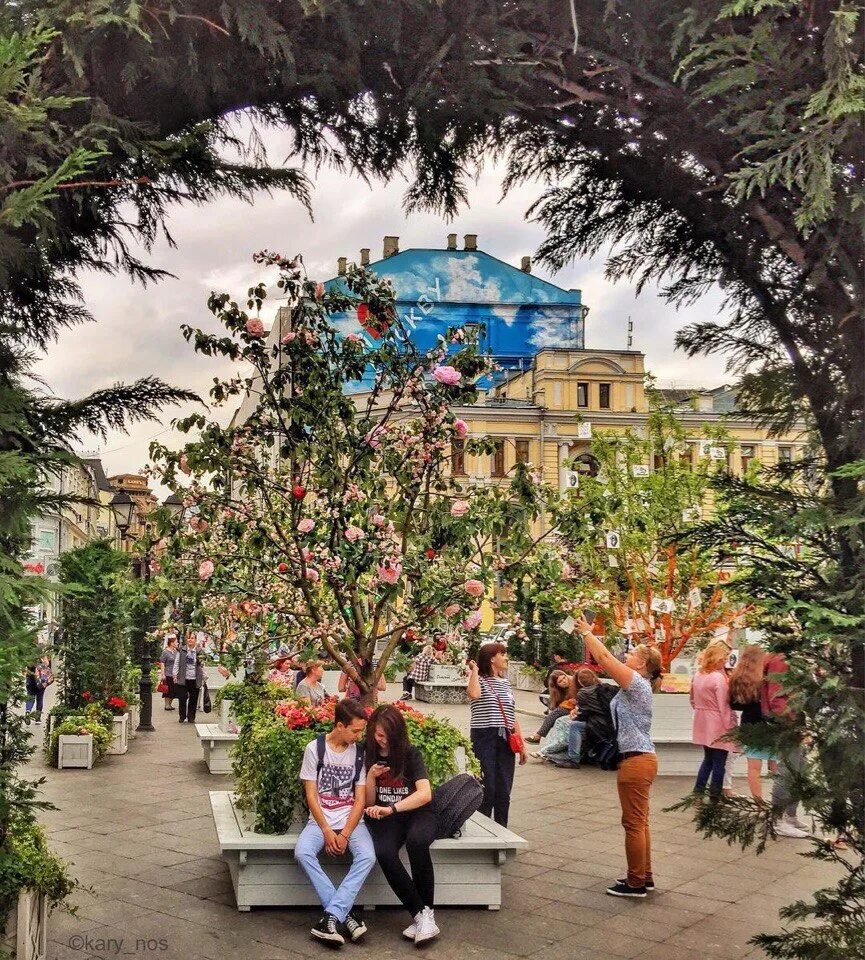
[299, 739, 365, 830]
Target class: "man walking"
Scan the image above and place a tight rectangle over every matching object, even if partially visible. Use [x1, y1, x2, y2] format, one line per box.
[296, 699, 376, 946]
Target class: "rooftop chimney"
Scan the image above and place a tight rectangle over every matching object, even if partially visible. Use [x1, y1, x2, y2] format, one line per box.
[360, 248, 370, 266]
[383, 236, 399, 258]
[446, 233, 457, 250]
[464, 234, 477, 251]
[521, 256, 532, 273]
[337, 256, 347, 276]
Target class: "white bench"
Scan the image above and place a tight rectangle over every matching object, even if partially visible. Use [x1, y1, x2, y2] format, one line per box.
[209, 791, 527, 912]
[195, 724, 239, 774]
[653, 694, 745, 777]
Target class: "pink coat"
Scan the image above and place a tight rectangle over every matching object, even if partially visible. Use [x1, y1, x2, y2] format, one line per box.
[691, 670, 738, 751]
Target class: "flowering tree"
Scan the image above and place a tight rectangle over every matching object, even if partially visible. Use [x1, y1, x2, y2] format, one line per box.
[550, 405, 751, 669]
[151, 254, 543, 703]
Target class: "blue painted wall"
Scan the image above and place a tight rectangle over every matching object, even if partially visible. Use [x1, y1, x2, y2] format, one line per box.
[326, 249, 584, 387]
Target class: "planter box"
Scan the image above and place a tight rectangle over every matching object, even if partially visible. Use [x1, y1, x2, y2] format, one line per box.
[3, 889, 48, 960]
[107, 713, 129, 755]
[210, 791, 526, 912]
[57, 734, 93, 770]
[508, 661, 544, 693]
[195, 724, 239, 774]
[128, 705, 139, 739]
[653, 692, 745, 777]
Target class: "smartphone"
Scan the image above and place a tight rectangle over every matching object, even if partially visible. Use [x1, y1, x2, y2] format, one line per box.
[583, 610, 596, 625]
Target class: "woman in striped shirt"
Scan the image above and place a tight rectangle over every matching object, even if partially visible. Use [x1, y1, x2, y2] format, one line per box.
[467, 643, 527, 827]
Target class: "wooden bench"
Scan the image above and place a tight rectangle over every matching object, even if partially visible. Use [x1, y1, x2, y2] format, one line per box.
[209, 791, 527, 912]
[195, 724, 239, 774]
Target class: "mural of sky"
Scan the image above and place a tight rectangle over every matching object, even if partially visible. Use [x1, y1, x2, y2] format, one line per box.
[326, 248, 585, 383]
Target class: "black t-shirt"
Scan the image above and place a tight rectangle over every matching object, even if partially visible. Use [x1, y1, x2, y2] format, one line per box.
[373, 745, 429, 807]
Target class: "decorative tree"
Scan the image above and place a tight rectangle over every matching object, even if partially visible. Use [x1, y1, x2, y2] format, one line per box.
[150, 255, 544, 703]
[550, 403, 751, 669]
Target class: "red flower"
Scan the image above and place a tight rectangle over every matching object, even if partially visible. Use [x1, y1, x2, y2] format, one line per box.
[356, 303, 369, 323]
[82, 691, 91, 702]
[425, 549, 437, 560]
[107, 696, 127, 711]
[292, 484, 306, 501]
[278, 562, 289, 573]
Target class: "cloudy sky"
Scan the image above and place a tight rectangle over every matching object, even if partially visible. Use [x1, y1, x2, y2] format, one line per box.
[35, 132, 730, 491]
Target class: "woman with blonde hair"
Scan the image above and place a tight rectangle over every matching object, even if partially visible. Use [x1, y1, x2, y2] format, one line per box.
[691, 640, 739, 798]
[575, 616, 663, 898]
[728, 646, 777, 803]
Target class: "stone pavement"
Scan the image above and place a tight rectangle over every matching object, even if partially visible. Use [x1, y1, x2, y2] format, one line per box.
[28, 686, 841, 960]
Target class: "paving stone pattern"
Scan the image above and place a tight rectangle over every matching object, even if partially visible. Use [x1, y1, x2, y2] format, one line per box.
[29, 687, 841, 960]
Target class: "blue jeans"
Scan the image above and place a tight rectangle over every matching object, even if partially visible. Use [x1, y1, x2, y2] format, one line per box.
[25, 688, 44, 717]
[295, 819, 376, 922]
[567, 720, 586, 763]
[695, 746, 729, 796]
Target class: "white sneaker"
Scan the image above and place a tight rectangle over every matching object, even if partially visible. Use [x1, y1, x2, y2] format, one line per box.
[775, 817, 809, 839]
[788, 815, 811, 832]
[402, 921, 417, 940]
[414, 907, 440, 945]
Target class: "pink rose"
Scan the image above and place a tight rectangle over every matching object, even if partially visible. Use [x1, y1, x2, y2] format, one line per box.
[298, 518, 314, 534]
[305, 568, 320, 582]
[464, 579, 484, 598]
[281, 332, 297, 344]
[454, 419, 468, 438]
[198, 560, 214, 581]
[301, 547, 313, 562]
[345, 525, 365, 543]
[432, 365, 461, 386]
[450, 499, 469, 517]
[463, 610, 482, 630]
[371, 513, 386, 527]
[445, 604, 460, 618]
[378, 561, 402, 585]
[246, 318, 265, 337]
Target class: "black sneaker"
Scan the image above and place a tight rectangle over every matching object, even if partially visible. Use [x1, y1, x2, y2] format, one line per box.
[311, 914, 345, 946]
[343, 910, 367, 942]
[606, 881, 647, 898]
[617, 877, 655, 891]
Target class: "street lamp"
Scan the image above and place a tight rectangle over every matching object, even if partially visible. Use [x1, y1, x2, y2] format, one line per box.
[110, 490, 156, 732]
[163, 492, 185, 523]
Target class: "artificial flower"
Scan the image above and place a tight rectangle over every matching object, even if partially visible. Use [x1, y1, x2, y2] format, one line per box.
[246, 318, 265, 337]
[464, 579, 485, 598]
[432, 365, 461, 386]
[450, 499, 469, 517]
[198, 559, 215, 581]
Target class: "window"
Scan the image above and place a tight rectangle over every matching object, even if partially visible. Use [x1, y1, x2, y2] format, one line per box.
[451, 439, 466, 475]
[653, 452, 666, 472]
[741, 444, 756, 473]
[778, 445, 793, 463]
[577, 382, 589, 408]
[599, 383, 611, 409]
[491, 440, 505, 477]
[515, 439, 530, 464]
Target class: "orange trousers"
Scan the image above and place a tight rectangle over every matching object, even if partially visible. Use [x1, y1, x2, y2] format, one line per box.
[616, 753, 658, 887]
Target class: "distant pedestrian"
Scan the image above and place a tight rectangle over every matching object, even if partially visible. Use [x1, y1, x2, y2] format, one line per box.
[297, 661, 327, 706]
[402, 645, 435, 701]
[24, 656, 53, 723]
[576, 614, 663, 898]
[173, 634, 205, 723]
[691, 641, 738, 798]
[159, 635, 178, 711]
[526, 669, 577, 744]
[728, 646, 778, 805]
[466, 643, 527, 827]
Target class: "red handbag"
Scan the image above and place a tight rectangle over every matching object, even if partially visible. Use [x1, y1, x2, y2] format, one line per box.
[156, 680, 169, 694]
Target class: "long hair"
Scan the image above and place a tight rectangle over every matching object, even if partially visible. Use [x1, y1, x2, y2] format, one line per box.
[365, 704, 410, 778]
[698, 640, 730, 674]
[548, 670, 577, 708]
[728, 645, 765, 705]
[634, 644, 664, 692]
[477, 642, 507, 677]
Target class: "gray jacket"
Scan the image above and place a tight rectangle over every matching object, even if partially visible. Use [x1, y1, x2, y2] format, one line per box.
[173, 646, 206, 687]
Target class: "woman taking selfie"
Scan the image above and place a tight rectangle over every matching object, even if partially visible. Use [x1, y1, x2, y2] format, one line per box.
[575, 614, 663, 899]
[364, 705, 440, 946]
[466, 642, 527, 828]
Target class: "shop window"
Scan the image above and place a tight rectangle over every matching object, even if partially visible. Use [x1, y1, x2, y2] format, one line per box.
[599, 383, 611, 409]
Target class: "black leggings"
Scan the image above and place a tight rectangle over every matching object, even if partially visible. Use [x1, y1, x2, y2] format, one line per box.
[471, 727, 516, 827]
[367, 809, 438, 917]
[695, 746, 728, 796]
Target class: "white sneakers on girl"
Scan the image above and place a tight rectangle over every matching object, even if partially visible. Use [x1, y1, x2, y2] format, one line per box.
[414, 907, 440, 945]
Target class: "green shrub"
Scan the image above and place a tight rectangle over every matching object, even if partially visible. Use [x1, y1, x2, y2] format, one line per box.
[0, 818, 76, 929]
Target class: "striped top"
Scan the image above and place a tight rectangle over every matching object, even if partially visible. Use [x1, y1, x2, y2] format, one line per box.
[470, 676, 516, 730]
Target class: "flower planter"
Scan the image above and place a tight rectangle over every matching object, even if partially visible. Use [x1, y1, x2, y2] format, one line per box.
[3, 889, 48, 960]
[508, 661, 544, 693]
[107, 713, 129, 755]
[57, 734, 93, 770]
[128, 705, 139, 739]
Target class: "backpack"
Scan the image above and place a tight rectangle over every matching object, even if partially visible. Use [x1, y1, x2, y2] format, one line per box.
[596, 691, 623, 771]
[430, 774, 484, 839]
[315, 734, 365, 784]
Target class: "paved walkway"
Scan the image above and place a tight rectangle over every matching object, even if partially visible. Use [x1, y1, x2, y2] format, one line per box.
[30, 686, 840, 960]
